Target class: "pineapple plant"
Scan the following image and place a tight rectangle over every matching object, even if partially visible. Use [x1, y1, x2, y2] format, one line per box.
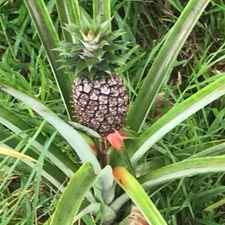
[58, 17, 129, 136]
[3, 0, 225, 225]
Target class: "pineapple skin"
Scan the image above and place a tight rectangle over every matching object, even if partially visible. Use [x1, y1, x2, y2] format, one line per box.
[72, 75, 128, 136]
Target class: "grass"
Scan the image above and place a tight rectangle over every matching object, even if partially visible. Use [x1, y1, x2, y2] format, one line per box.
[1, 0, 225, 224]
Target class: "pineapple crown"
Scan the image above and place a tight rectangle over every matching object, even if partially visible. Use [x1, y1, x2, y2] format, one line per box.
[57, 13, 136, 79]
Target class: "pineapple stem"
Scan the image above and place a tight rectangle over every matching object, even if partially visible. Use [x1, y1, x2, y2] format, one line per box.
[98, 139, 109, 167]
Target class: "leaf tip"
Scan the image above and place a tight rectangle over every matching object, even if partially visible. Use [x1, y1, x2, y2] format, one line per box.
[113, 167, 128, 186]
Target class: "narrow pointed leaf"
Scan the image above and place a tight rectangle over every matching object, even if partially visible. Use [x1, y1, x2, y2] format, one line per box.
[0, 85, 101, 172]
[102, 0, 111, 23]
[56, 0, 80, 35]
[93, 0, 111, 30]
[66, 0, 81, 26]
[127, 0, 210, 131]
[111, 156, 225, 212]
[24, 0, 72, 117]
[49, 163, 96, 225]
[132, 74, 225, 163]
[55, 0, 72, 41]
[113, 167, 168, 225]
[140, 156, 225, 188]
[190, 142, 225, 158]
[0, 146, 36, 162]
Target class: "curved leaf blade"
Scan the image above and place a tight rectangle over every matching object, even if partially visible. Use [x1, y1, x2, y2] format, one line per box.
[140, 156, 225, 188]
[190, 142, 225, 158]
[113, 167, 168, 225]
[0, 146, 36, 162]
[132, 74, 225, 163]
[49, 163, 96, 225]
[127, 0, 210, 132]
[24, 0, 72, 117]
[111, 156, 225, 213]
[0, 85, 101, 173]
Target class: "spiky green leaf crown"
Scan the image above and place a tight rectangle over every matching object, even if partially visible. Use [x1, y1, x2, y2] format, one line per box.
[57, 13, 134, 79]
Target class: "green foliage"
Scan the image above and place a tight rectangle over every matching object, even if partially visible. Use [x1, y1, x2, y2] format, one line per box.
[2, 0, 225, 225]
[0, 84, 101, 173]
[140, 156, 225, 188]
[127, 0, 211, 132]
[48, 163, 96, 225]
[131, 73, 225, 163]
[24, 0, 73, 117]
[114, 167, 168, 225]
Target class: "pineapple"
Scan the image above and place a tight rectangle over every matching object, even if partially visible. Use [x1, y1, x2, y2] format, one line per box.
[128, 206, 150, 225]
[72, 75, 128, 136]
[58, 16, 130, 136]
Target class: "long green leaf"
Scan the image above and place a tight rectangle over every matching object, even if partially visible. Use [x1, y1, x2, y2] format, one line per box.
[140, 156, 225, 188]
[66, 0, 81, 26]
[102, 0, 111, 23]
[204, 197, 225, 212]
[190, 142, 225, 158]
[93, 0, 111, 29]
[113, 167, 168, 225]
[127, 0, 210, 132]
[49, 163, 96, 225]
[111, 156, 225, 212]
[56, 0, 80, 38]
[0, 85, 101, 173]
[24, 0, 72, 117]
[132, 74, 225, 163]
[55, 0, 72, 41]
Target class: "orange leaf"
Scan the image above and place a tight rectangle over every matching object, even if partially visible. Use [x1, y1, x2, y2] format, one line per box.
[113, 167, 128, 186]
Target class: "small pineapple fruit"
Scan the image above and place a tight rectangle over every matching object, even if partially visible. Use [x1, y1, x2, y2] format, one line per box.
[58, 16, 131, 136]
[72, 75, 128, 136]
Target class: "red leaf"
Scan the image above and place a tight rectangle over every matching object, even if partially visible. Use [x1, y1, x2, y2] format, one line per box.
[106, 130, 127, 151]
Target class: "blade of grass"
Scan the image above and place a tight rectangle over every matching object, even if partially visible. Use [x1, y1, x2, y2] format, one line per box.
[32, 131, 57, 222]
[0, 146, 36, 162]
[0, 106, 77, 177]
[93, 0, 111, 30]
[113, 167, 168, 225]
[56, 0, 81, 39]
[66, 0, 81, 26]
[48, 163, 96, 225]
[0, 144, 63, 190]
[127, 0, 210, 132]
[140, 156, 225, 188]
[102, 0, 111, 23]
[0, 123, 64, 190]
[55, 0, 72, 41]
[190, 142, 225, 158]
[204, 197, 225, 212]
[24, 0, 72, 118]
[0, 85, 101, 173]
[131, 74, 225, 164]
